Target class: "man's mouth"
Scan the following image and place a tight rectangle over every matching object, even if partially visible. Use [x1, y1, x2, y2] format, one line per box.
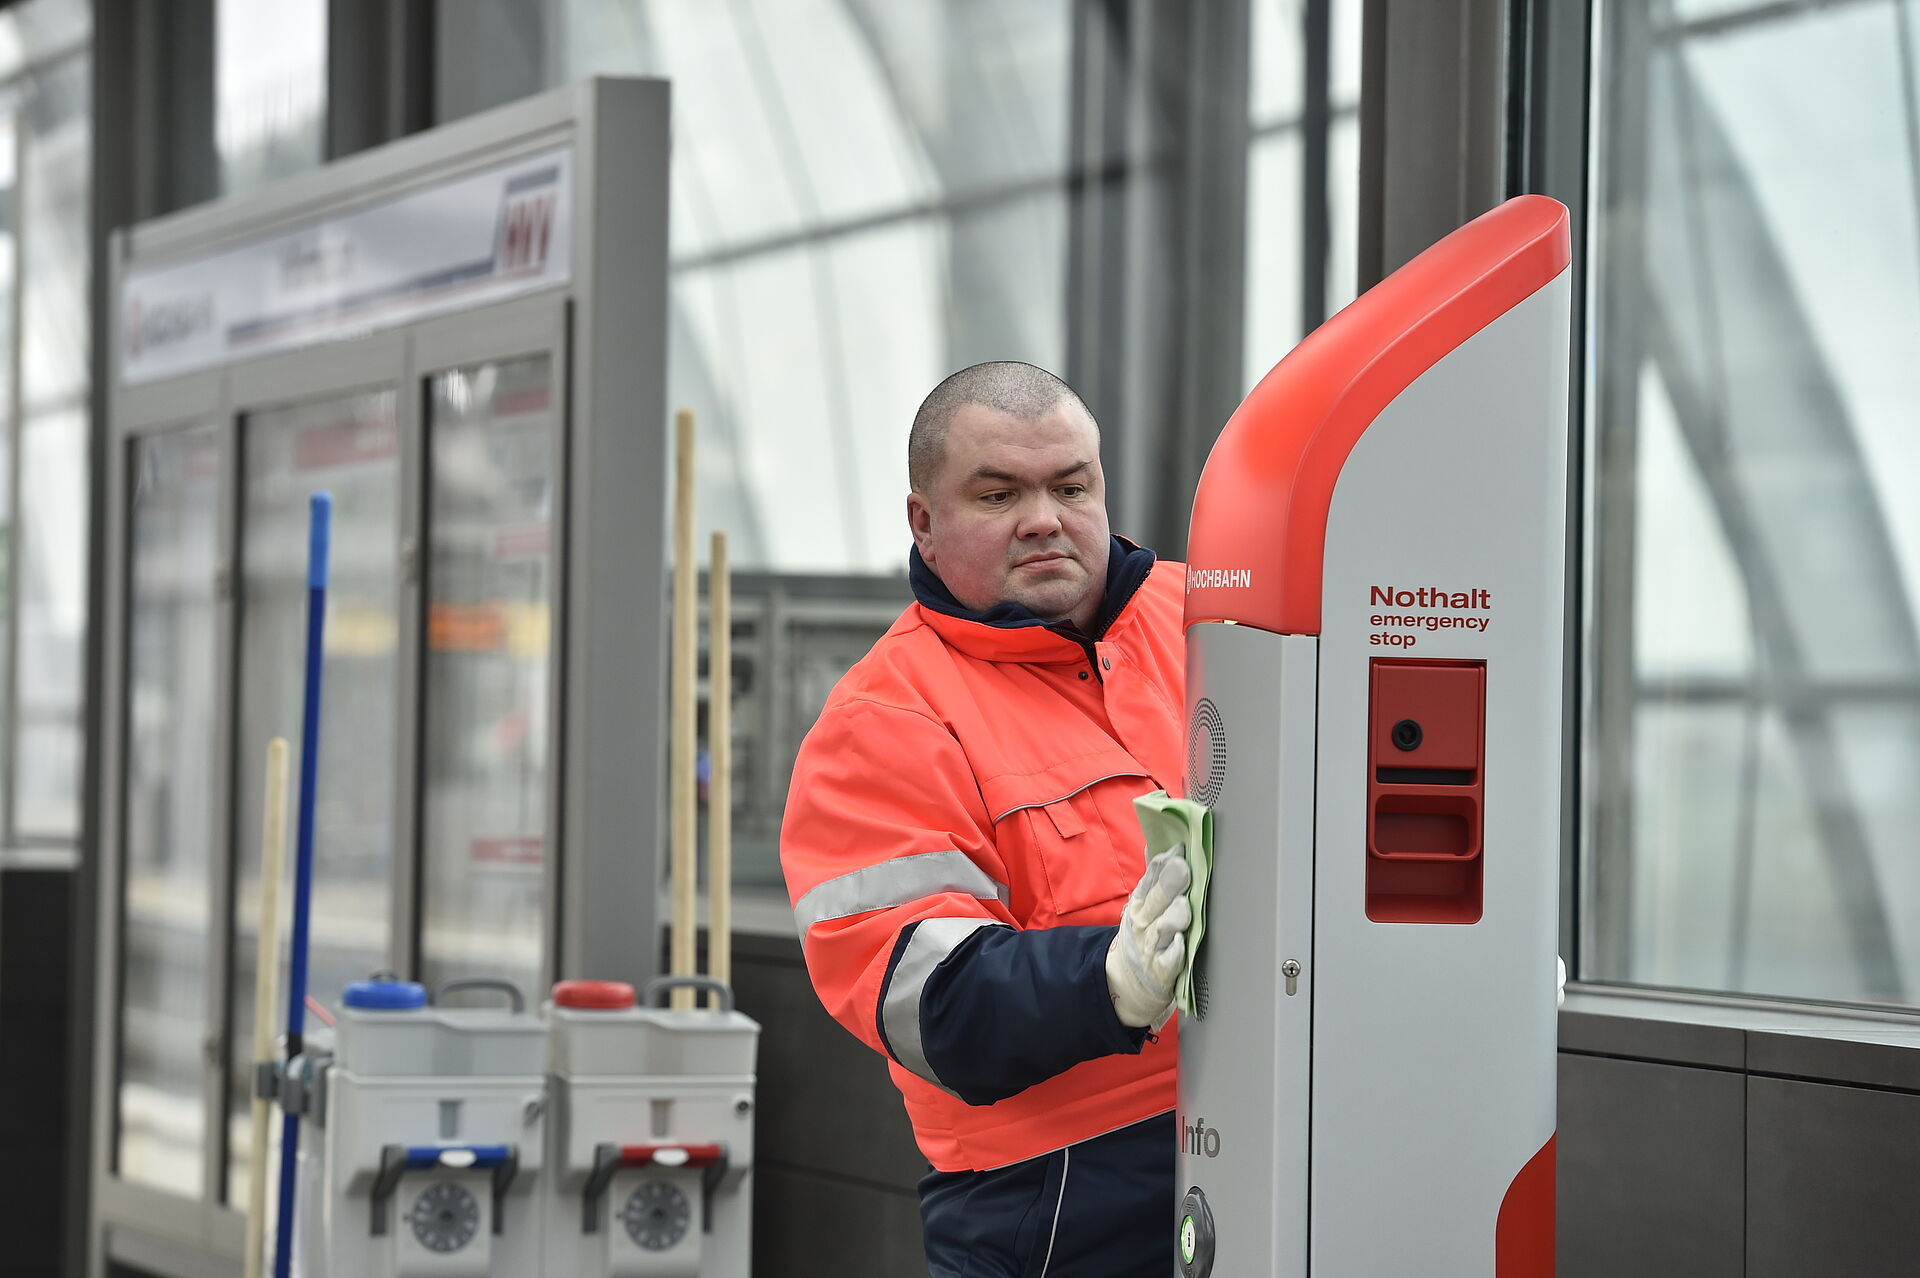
[1013, 552, 1072, 568]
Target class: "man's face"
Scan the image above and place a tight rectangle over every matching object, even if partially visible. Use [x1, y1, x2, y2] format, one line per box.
[908, 399, 1111, 631]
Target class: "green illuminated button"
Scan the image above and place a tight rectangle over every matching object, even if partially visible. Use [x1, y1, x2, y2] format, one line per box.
[1178, 1186, 1215, 1277]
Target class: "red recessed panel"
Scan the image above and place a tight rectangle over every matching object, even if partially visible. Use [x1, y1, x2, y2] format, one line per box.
[1366, 659, 1486, 924]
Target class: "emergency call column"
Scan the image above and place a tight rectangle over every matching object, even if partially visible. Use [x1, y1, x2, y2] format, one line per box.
[1177, 195, 1572, 1277]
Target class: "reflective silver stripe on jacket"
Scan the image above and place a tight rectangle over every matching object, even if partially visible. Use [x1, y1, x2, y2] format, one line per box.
[793, 850, 1009, 934]
[881, 916, 1003, 1091]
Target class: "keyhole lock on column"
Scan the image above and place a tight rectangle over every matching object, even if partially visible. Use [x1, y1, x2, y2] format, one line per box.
[1390, 718, 1423, 751]
[1283, 960, 1301, 996]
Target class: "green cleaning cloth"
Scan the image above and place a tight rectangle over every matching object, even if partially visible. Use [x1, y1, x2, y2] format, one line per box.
[1133, 790, 1214, 1018]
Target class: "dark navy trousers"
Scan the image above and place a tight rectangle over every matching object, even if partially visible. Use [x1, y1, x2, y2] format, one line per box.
[919, 1111, 1174, 1278]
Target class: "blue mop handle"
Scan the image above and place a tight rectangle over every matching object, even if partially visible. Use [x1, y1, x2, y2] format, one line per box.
[273, 492, 331, 1278]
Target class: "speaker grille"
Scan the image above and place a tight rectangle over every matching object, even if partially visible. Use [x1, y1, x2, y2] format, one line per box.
[1188, 697, 1226, 807]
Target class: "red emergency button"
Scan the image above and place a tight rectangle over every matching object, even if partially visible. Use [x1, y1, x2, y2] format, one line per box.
[1370, 660, 1483, 775]
[553, 979, 637, 1009]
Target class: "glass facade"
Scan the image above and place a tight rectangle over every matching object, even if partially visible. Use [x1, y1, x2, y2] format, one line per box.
[1586, 0, 1920, 1006]
[224, 390, 402, 1197]
[419, 354, 559, 998]
[439, 1, 1082, 576]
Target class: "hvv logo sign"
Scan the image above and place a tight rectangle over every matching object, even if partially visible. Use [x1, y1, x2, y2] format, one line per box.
[497, 169, 561, 274]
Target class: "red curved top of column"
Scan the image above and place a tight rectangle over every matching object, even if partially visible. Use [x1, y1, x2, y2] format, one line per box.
[1183, 194, 1571, 635]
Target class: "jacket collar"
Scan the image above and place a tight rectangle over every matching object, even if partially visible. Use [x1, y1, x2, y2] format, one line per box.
[909, 535, 1158, 663]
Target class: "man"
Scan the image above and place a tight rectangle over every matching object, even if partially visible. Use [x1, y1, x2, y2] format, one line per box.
[781, 361, 1193, 1276]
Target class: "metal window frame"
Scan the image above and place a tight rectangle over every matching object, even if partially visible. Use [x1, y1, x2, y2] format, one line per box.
[1576, 0, 1644, 997]
[1510, 0, 1599, 982]
[88, 78, 670, 1275]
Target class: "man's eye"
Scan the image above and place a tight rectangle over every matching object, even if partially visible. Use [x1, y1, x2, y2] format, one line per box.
[1057, 485, 1085, 499]
[981, 491, 1013, 505]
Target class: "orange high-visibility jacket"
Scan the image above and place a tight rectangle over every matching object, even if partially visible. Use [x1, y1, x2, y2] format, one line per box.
[781, 541, 1186, 1172]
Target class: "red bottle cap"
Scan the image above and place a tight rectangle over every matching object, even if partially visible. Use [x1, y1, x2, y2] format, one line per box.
[552, 979, 636, 1010]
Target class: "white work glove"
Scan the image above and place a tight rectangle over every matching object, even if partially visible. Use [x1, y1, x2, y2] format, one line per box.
[1105, 848, 1192, 1030]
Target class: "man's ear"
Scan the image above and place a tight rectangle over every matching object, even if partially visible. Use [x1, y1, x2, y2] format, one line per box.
[907, 492, 936, 563]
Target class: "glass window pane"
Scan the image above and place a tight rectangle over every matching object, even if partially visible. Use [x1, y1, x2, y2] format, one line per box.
[1243, 129, 1304, 385]
[1326, 110, 1360, 315]
[116, 425, 221, 1194]
[225, 390, 400, 1199]
[658, 0, 930, 252]
[0, 110, 17, 799]
[1586, 2, 1920, 1005]
[682, 223, 950, 575]
[1251, 0, 1305, 128]
[419, 355, 558, 998]
[0, 0, 90, 83]
[1330, 0, 1363, 107]
[20, 52, 87, 414]
[0, 109, 17, 410]
[434, 0, 557, 126]
[215, 0, 326, 197]
[1243, 1, 1364, 393]
[12, 53, 89, 841]
[16, 406, 87, 837]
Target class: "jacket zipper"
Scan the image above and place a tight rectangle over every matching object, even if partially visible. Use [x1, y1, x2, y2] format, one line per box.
[1050, 565, 1152, 684]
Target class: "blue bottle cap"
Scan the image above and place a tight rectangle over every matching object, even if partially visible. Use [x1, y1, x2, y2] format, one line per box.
[342, 978, 428, 1010]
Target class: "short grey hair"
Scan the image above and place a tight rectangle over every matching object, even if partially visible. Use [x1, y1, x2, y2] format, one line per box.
[908, 361, 1094, 492]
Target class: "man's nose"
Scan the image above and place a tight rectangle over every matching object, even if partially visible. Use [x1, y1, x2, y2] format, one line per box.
[1015, 492, 1064, 538]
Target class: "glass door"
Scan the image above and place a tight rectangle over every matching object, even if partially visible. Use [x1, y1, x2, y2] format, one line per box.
[417, 351, 561, 1000]
[116, 423, 222, 1194]
[223, 387, 402, 1199]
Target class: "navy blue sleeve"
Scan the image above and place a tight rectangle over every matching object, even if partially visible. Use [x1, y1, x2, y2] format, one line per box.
[910, 922, 1150, 1106]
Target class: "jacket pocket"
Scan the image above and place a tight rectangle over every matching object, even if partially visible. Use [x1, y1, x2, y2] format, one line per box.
[989, 762, 1153, 924]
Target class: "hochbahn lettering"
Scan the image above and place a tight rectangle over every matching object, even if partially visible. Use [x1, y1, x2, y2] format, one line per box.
[1188, 567, 1253, 591]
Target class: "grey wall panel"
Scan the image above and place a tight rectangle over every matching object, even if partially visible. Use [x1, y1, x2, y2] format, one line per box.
[0, 869, 75, 1277]
[1557, 1053, 1744, 1278]
[1560, 1007, 1745, 1070]
[1747, 1029, 1920, 1094]
[1747, 1077, 1920, 1278]
[751, 1165, 925, 1278]
[728, 936, 926, 1193]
